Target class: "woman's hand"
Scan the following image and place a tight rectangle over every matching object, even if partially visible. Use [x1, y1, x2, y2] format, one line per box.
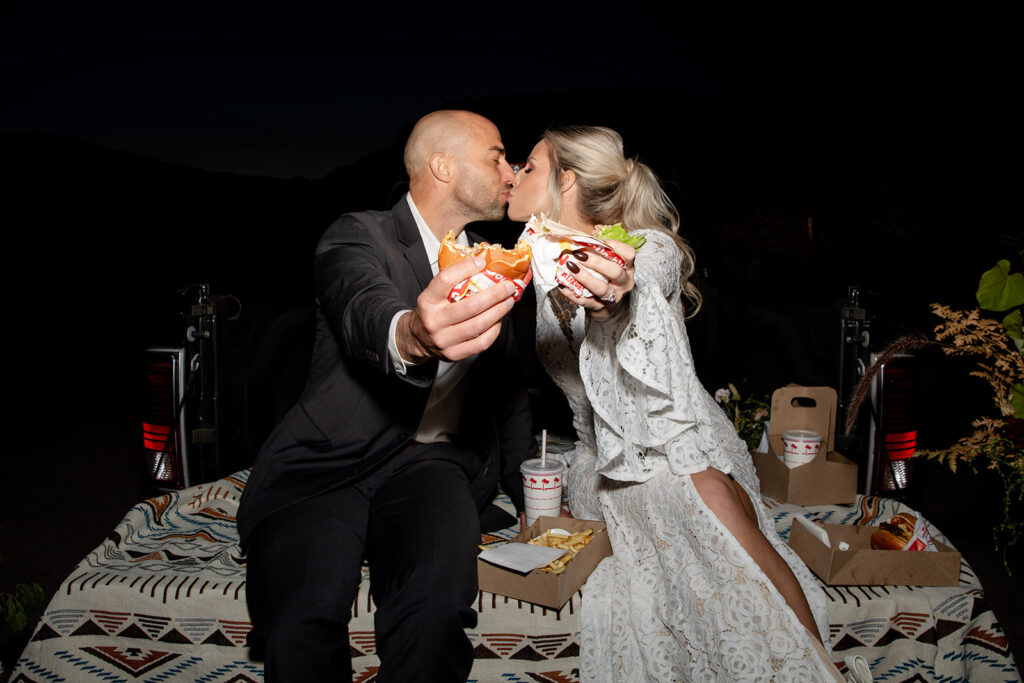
[558, 238, 636, 321]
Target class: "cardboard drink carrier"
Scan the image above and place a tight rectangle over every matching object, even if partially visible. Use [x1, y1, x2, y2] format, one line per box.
[751, 386, 858, 505]
[788, 516, 962, 586]
[477, 516, 612, 610]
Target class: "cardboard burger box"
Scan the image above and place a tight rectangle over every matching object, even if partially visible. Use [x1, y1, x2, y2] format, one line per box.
[477, 516, 612, 610]
[750, 385, 858, 505]
[788, 517, 962, 586]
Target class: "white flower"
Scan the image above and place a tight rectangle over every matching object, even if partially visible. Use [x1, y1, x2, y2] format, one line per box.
[714, 388, 731, 403]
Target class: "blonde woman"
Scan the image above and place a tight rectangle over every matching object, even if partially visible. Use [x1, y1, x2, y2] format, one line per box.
[508, 126, 844, 682]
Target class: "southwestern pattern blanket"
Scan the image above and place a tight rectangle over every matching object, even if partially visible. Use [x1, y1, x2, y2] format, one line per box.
[11, 468, 1021, 682]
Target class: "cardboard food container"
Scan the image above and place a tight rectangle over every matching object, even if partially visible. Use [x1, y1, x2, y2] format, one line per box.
[788, 518, 962, 586]
[750, 386, 858, 505]
[477, 516, 612, 610]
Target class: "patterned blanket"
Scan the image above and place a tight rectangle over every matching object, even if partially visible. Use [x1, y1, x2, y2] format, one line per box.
[12, 469, 1021, 682]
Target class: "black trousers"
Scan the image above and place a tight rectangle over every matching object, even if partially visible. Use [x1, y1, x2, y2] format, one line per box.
[245, 441, 482, 682]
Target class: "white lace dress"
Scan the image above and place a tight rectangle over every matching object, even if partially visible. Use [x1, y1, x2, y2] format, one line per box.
[532, 229, 836, 682]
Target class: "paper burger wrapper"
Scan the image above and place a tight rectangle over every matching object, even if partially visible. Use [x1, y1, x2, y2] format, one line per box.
[447, 268, 531, 303]
[519, 214, 625, 298]
[904, 517, 938, 552]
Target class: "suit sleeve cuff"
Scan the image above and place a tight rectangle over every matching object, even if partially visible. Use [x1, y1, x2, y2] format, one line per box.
[390, 309, 435, 375]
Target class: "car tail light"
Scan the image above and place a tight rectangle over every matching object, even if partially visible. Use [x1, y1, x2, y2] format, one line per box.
[142, 347, 190, 489]
[867, 352, 918, 494]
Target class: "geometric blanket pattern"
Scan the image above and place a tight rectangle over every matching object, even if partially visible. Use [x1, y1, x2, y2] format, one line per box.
[12, 466, 1022, 682]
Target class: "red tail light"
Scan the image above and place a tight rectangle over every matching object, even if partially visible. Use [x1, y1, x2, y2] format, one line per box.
[868, 353, 918, 494]
[884, 430, 918, 461]
[142, 348, 190, 489]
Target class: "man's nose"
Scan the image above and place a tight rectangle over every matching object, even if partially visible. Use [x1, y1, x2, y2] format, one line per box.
[500, 160, 515, 184]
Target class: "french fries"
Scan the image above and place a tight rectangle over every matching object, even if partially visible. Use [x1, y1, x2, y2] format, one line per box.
[528, 528, 595, 575]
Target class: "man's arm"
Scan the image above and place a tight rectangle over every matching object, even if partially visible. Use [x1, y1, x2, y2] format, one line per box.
[314, 215, 414, 377]
[314, 214, 517, 378]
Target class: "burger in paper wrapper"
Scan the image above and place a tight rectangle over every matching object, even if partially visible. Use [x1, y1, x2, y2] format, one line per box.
[438, 231, 532, 302]
[870, 512, 938, 551]
[518, 214, 642, 298]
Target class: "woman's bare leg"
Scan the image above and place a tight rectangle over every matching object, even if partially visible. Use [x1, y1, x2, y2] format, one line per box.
[690, 468, 822, 642]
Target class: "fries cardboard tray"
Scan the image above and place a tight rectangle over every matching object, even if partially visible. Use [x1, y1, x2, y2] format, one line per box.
[477, 516, 612, 610]
[751, 386, 858, 505]
[788, 519, 962, 586]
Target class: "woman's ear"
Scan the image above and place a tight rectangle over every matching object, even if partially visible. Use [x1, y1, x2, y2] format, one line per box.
[560, 169, 576, 194]
[429, 153, 453, 183]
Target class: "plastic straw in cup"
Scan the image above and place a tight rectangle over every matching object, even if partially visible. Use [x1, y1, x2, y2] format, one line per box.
[541, 429, 547, 467]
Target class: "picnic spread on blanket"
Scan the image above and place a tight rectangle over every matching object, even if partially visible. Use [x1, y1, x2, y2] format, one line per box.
[12, 464, 1021, 682]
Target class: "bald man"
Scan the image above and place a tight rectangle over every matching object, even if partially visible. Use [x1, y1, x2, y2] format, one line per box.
[237, 110, 535, 681]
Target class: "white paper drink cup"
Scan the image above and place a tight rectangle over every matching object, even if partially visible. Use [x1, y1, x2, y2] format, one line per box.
[781, 429, 823, 469]
[520, 457, 565, 526]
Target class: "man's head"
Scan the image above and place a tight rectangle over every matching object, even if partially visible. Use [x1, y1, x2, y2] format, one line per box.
[404, 111, 514, 232]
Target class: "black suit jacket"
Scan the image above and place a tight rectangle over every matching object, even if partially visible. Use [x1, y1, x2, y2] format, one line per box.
[237, 198, 534, 545]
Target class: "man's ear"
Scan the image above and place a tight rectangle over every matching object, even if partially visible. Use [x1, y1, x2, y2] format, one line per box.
[560, 169, 576, 194]
[429, 153, 454, 183]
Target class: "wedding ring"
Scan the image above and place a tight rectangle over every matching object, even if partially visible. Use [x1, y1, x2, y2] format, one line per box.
[603, 289, 616, 304]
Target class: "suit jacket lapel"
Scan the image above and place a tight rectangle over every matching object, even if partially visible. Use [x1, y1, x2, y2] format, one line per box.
[392, 196, 434, 291]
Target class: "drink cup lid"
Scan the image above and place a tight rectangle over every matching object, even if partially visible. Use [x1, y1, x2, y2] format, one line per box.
[782, 429, 822, 441]
[521, 457, 564, 473]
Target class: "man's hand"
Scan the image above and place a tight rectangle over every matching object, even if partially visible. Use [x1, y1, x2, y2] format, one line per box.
[397, 256, 516, 363]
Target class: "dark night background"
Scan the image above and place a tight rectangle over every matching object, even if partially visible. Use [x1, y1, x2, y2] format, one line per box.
[1, 2, 1019, 676]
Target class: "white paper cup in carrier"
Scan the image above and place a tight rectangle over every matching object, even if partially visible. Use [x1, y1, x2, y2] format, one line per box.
[781, 429, 823, 469]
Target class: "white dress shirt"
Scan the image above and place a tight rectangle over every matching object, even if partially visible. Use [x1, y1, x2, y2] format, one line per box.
[386, 193, 477, 443]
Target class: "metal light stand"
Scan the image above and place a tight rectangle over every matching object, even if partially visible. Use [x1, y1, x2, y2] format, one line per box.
[837, 286, 872, 488]
[185, 284, 223, 486]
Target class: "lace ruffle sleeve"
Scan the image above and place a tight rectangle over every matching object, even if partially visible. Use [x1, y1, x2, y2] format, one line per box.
[579, 230, 748, 482]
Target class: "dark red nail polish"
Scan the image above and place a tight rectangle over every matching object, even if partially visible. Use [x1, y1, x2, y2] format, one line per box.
[566, 261, 580, 273]
[572, 249, 589, 261]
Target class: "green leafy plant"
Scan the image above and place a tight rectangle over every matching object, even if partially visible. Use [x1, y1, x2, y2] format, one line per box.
[915, 257, 1024, 569]
[715, 382, 771, 450]
[1, 582, 45, 634]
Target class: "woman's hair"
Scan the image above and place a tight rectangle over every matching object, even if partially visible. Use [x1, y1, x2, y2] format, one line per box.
[541, 125, 701, 315]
